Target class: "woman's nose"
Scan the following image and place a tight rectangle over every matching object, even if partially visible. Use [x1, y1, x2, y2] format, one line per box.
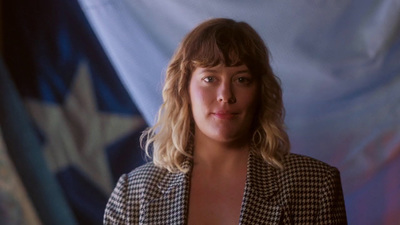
[217, 82, 236, 104]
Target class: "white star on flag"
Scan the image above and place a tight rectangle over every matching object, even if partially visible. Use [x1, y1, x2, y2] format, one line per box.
[25, 60, 146, 194]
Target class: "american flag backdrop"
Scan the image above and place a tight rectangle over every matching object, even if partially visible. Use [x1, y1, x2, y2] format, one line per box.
[1, 0, 400, 224]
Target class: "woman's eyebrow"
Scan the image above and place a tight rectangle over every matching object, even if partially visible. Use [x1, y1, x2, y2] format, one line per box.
[200, 69, 218, 74]
[199, 68, 250, 75]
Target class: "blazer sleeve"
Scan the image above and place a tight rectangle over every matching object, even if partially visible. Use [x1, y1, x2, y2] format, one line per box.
[317, 167, 348, 224]
[104, 174, 128, 225]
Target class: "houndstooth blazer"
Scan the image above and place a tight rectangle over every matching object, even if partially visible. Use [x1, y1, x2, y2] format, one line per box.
[104, 153, 347, 224]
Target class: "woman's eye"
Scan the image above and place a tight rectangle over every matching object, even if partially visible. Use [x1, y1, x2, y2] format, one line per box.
[203, 76, 215, 83]
[237, 77, 252, 84]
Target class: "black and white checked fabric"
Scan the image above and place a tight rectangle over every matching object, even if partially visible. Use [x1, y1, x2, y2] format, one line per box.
[104, 153, 347, 224]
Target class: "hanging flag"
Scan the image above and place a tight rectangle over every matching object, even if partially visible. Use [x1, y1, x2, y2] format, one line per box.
[3, 0, 147, 224]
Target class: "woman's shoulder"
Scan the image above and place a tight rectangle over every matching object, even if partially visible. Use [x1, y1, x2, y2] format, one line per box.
[123, 161, 169, 185]
[280, 153, 340, 178]
[105, 163, 169, 223]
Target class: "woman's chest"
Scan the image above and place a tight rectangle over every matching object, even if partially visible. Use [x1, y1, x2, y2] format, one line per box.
[187, 173, 246, 225]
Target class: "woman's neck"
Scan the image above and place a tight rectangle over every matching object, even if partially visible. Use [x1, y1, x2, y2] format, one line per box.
[192, 136, 250, 175]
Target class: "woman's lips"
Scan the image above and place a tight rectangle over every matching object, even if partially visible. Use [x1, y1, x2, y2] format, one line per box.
[212, 112, 238, 120]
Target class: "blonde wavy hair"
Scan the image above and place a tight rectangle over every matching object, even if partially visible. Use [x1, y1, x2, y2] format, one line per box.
[141, 18, 290, 173]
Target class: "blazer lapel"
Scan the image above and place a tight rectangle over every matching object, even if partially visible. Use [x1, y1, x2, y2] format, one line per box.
[140, 161, 191, 225]
[239, 153, 289, 225]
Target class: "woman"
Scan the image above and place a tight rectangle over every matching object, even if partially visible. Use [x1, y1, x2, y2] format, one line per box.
[104, 18, 347, 224]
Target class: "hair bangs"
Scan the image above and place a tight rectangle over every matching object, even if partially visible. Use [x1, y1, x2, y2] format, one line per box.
[188, 26, 253, 69]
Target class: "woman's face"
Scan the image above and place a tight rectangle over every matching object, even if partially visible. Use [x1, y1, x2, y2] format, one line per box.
[189, 64, 258, 145]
